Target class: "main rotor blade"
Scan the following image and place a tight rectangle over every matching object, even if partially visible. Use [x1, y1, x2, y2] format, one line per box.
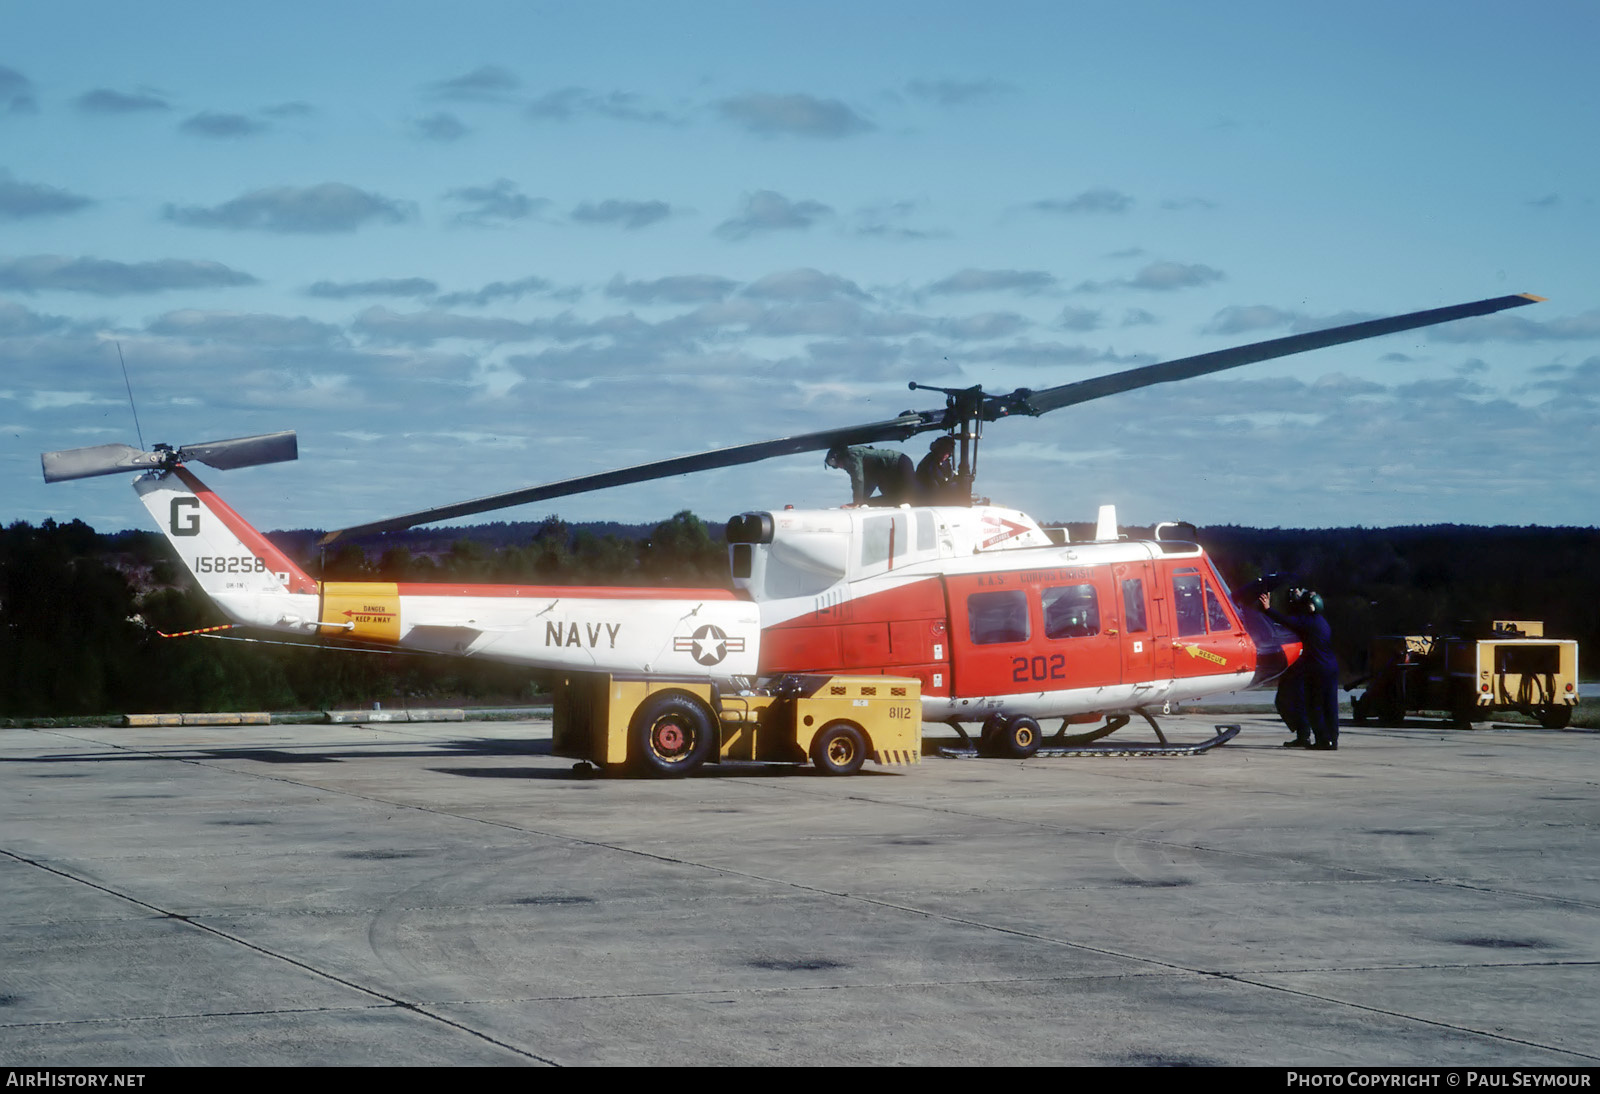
[322, 292, 1543, 542]
[42, 443, 165, 483]
[1013, 293, 1543, 416]
[178, 431, 298, 471]
[321, 413, 934, 543]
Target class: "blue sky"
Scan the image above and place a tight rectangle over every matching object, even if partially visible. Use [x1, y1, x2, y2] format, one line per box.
[4, 1, 1597, 534]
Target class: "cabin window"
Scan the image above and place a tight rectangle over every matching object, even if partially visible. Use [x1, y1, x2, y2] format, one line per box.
[968, 590, 1029, 645]
[731, 544, 753, 579]
[860, 514, 906, 568]
[1121, 578, 1147, 633]
[1172, 571, 1207, 637]
[1042, 584, 1099, 639]
[1205, 586, 1233, 633]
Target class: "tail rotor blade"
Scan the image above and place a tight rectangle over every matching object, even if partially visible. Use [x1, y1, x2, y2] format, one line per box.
[43, 430, 297, 483]
[41, 443, 164, 483]
[178, 431, 298, 471]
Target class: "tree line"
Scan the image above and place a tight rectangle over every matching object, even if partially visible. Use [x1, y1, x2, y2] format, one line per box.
[2, 514, 1595, 717]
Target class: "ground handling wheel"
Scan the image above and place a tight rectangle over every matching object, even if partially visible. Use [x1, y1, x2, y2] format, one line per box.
[810, 720, 868, 776]
[629, 691, 716, 777]
[991, 715, 1042, 759]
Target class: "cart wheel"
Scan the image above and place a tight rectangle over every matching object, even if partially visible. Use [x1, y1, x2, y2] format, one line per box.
[993, 715, 1042, 759]
[811, 721, 867, 776]
[629, 691, 715, 777]
[1537, 705, 1572, 729]
[1452, 699, 1481, 729]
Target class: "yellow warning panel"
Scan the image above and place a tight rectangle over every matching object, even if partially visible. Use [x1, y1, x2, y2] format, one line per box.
[320, 582, 401, 643]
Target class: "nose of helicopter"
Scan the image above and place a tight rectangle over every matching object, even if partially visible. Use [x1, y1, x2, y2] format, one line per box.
[1237, 606, 1304, 687]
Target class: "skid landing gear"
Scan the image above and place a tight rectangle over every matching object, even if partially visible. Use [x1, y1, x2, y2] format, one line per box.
[939, 709, 1238, 759]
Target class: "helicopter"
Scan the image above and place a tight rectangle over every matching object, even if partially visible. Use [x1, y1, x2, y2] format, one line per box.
[42, 292, 1542, 770]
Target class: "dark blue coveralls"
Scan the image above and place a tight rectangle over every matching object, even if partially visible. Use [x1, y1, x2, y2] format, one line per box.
[1270, 608, 1340, 747]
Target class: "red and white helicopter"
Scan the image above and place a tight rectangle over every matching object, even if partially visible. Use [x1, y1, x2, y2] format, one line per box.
[43, 293, 1541, 760]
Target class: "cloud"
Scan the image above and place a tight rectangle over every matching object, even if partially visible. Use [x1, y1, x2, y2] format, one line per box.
[1131, 261, 1224, 291]
[1526, 355, 1600, 401]
[164, 183, 413, 232]
[939, 312, 1030, 341]
[904, 78, 1012, 106]
[1, 66, 37, 114]
[1429, 307, 1600, 344]
[801, 337, 911, 380]
[1077, 261, 1224, 292]
[742, 301, 930, 340]
[1122, 308, 1159, 326]
[1161, 197, 1218, 211]
[605, 274, 739, 305]
[179, 111, 267, 138]
[0, 170, 93, 219]
[306, 277, 439, 299]
[717, 92, 872, 138]
[1029, 188, 1133, 215]
[433, 276, 555, 308]
[0, 299, 72, 335]
[445, 178, 542, 226]
[349, 306, 655, 348]
[570, 199, 672, 230]
[743, 268, 866, 302]
[715, 190, 831, 240]
[146, 309, 343, 347]
[429, 66, 520, 101]
[263, 101, 314, 118]
[1526, 193, 1560, 209]
[525, 88, 678, 124]
[74, 87, 170, 113]
[853, 199, 941, 240]
[0, 254, 257, 295]
[1057, 306, 1102, 332]
[411, 112, 469, 141]
[1204, 304, 1297, 335]
[925, 268, 1056, 296]
[969, 341, 1148, 369]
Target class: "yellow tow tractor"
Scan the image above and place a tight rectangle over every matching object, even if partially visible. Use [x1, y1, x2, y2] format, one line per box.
[1352, 620, 1579, 729]
[553, 673, 923, 777]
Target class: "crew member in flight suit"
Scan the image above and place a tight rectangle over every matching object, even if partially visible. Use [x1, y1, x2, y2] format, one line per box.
[914, 436, 959, 503]
[1257, 586, 1340, 750]
[825, 445, 915, 506]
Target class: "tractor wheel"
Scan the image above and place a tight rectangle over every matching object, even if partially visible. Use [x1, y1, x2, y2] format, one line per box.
[810, 721, 867, 776]
[629, 691, 715, 777]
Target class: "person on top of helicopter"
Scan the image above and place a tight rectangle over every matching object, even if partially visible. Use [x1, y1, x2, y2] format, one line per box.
[915, 435, 961, 504]
[825, 445, 915, 507]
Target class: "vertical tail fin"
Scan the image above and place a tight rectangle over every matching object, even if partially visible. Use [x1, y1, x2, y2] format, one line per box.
[135, 466, 320, 630]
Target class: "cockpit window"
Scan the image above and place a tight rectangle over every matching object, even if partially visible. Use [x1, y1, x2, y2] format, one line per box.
[1042, 584, 1099, 638]
[1172, 571, 1206, 637]
[1205, 586, 1233, 632]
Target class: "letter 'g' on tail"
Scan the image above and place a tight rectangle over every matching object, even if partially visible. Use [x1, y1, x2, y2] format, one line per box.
[135, 466, 320, 628]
